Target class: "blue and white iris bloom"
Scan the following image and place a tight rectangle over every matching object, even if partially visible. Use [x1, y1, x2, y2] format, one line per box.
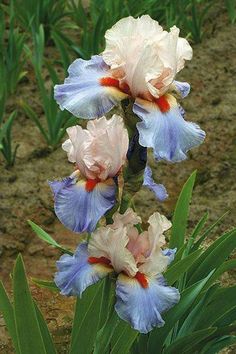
[55, 209, 180, 333]
[55, 15, 205, 163]
[49, 115, 129, 233]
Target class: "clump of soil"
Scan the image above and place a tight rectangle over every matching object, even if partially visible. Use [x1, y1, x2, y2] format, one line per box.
[0, 2, 236, 353]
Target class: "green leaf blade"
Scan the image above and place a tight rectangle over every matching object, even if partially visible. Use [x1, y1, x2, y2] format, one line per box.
[13, 254, 47, 354]
[169, 171, 196, 249]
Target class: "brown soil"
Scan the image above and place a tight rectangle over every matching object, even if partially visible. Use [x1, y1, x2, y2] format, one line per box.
[0, 2, 236, 353]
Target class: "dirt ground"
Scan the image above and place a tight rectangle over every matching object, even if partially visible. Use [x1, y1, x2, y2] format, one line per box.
[0, 2, 236, 353]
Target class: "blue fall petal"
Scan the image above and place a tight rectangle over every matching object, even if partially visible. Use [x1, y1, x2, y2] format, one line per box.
[172, 81, 191, 98]
[55, 243, 112, 297]
[49, 176, 116, 233]
[143, 165, 168, 201]
[134, 97, 206, 162]
[162, 248, 177, 264]
[115, 274, 180, 334]
[54, 55, 122, 119]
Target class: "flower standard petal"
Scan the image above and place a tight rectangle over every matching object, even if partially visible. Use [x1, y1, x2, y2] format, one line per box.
[134, 94, 206, 162]
[143, 165, 168, 201]
[115, 273, 180, 334]
[88, 226, 138, 277]
[112, 208, 141, 229]
[54, 55, 127, 119]
[49, 175, 116, 233]
[62, 115, 129, 181]
[55, 243, 113, 297]
[138, 212, 172, 276]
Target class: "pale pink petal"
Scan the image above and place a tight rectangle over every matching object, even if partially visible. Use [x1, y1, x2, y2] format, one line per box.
[62, 115, 128, 180]
[88, 226, 138, 277]
[103, 16, 192, 99]
[127, 229, 150, 263]
[139, 250, 169, 276]
[112, 208, 142, 229]
[138, 212, 172, 276]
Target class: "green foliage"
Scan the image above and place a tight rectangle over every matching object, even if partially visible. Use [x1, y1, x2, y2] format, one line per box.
[0, 111, 19, 167]
[225, 0, 236, 24]
[0, 4, 26, 96]
[12, 0, 67, 42]
[28, 220, 73, 255]
[22, 26, 78, 148]
[0, 255, 56, 354]
[1, 173, 236, 353]
[67, 0, 217, 60]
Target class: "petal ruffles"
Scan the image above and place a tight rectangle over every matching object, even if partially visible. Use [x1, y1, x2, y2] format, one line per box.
[134, 94, 205, 162]
[55, 243, 112, 297]
[49, 175, 116, 233]
[115, 273, 180, 334]
[54, 55, 127, 119]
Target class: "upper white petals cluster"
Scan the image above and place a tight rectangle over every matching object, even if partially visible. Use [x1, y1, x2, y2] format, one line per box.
[88, 208, 172, 277]
[102, 15, 192, 99]
[62, 114, 129, 180]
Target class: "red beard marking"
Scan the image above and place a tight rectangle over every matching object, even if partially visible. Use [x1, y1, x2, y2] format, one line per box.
[155, 95, 170, 113]
[88, 256, 111, 266]
[100, 77, 120, 88]
[85, 178, 101, 192]
[100, 77, 131, 96]
[135, 271, 149, 288]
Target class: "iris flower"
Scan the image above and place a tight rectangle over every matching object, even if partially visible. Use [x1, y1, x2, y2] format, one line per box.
[49, 115, 129, 233]
[55, 15, 205, 163]
[55, 209, 179, 333]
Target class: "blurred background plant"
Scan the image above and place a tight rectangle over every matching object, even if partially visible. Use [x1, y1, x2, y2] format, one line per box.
[0, 4, 27, 96]
[225, 0, 236, 23]
[21, 26, 77, 149]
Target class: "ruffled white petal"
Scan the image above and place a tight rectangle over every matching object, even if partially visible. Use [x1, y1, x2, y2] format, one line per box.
[112, 208, 141, 229]
[138, 212, 172, 276]
[88, 226, 138, 277]
[103, 16, 192, 98]
[62, 115, 129, 180]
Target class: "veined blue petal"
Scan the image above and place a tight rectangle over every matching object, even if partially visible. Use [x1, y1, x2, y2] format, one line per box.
[162, 248, 177, 264]
[115, 273, 180, 334]
[54, 55, 126, 119]
[172, 81, 191, 98]
[49, 176, 116, 233]
[134, 96, 206, 162]
[143, 165, 168, 201]
[55, 243, 112, 297]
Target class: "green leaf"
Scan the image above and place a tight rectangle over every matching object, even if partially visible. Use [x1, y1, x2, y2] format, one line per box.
[200, 335, 236, 354]
[148, 272, 214, 354]
[13, 254, 47, 354]
[169, 171, 196, 249]
[34, 301, 56, 354]
[28, 220, 73, 255]
[201, 258, 236, 292]
[192, 211, 229, 251]
[165, 249, 202, 285]
[164, 328, 217, 354]
[69, 280, 105, 354]
[0, 281, 20, 353]
[31, 278, 59, 292]
[110, 322, 138, 354]
[94, 311, 120, 354]
[195, 286, 236, 329]
[187, 212, 208, 252]
[188, 229, 236, 284]
[178, 284, 220, 337]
